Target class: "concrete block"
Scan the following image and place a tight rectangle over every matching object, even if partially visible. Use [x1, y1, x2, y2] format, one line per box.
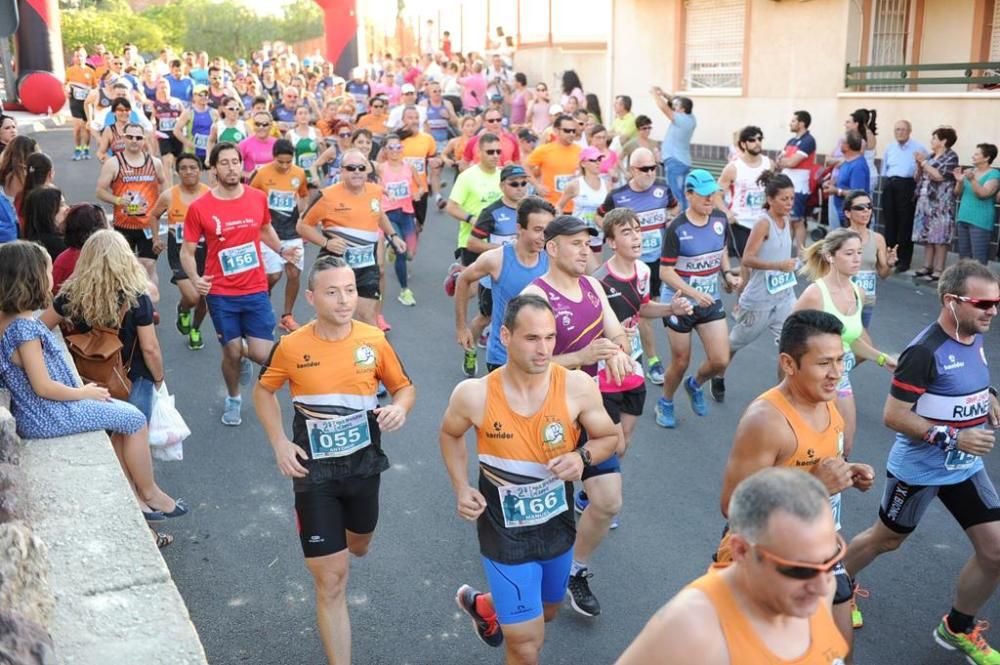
[0, 521, 54, 627]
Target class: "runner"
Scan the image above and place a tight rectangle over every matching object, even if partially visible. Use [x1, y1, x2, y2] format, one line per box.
[525, 113, 582, 208]
[248, 139, 309, 332]
[843, 260, 1000, 664]
[148, 153, 211, 350]
[96, 97, 134, 161]
[793, 228, 896, 458]
[596, 147, 677, 386]
[462, 107, 522, 169]
[455, 197, 554, 376]
[556, 146, 608, 273]
[239, 111, 278, 176]
[253, 256, 414, 665]
[440, 293, 618, 664]
[180, 141, 301, 426]
[421, 80, 458, 176]
[715, 125, 771, 259]
[149, 79, 185, 182]
[615, 468, 848, 665]
[842, 189, 897, 329]
[655, 170, 739, 428]
[776, 110, 818, 249]
[84, 76, 122, 147]
[286, 106, 320, 189]
[65, 48, 96, 161]
[398, 105, 439, 232]
[173, 85, 218, 168]
[206, 96, 248, 157]
[376, 133, 423, 306]
[716, 309, 877, 656]
[297, 149, 407, 326]
[95, 121, 167, 298]
[714, 170, 797, 400]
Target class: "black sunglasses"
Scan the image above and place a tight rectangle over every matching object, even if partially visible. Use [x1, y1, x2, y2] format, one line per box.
[559, 127, 576, 134]
[343, 164, 367, 172]
[485, 118, 503, 123]
[484, 148, 502, 156]
[951, 295, 1000, 311]
[634, 165, 657, 173]
[506, 180, 528, 187]
[124, 135, 145, 141]
[849, 204, 873, 211]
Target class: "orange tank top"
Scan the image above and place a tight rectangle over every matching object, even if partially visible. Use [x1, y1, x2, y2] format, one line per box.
[759, 387, 845, 469]
[168, 183, 209, 225]
[112, 153, 160, 230]
[688, 569, 848, 664]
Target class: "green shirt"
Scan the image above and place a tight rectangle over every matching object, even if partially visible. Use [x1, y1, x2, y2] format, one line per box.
[612, 112, 637, 143]
[957, 169, 1000, 230]
[448, 165, 501, 248]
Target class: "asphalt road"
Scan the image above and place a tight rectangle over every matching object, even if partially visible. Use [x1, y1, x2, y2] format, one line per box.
[40, 127, 999, 664]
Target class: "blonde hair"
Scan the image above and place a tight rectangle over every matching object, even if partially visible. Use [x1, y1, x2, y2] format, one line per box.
[59, 230, 150, 326]
[798, 228, 861, 281]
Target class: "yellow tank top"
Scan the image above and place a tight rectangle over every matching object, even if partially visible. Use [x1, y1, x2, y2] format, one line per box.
[759, 386, 845, 469]
[688, 569, 848, 664]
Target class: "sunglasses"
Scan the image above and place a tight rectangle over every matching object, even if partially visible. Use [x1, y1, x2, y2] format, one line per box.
[754, 533, 847, 580]
[506, 180, 528, 188]
[849, 204, 873, 211]
[256, 122, 272, 127]
[225, 107, 240, 112]
[559, 127, 576, 134]
[343, 164, 367, 172]
[583, 158, 602, 164]
[634, 165, 657, 173]
[387, 145, 403, 151]
[485, 118, 503, 123]
[338, 132, 352, 138]
[371, 104, 385, 109]
[951, 295, 1000, 311]
[196, 91, 208, 96]
[124, 135, 145, 141]
[484, 148, 502, 156]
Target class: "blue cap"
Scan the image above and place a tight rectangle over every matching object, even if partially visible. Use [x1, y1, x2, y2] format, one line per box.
[685, 169, 719, 196]
[500, 164, 527, 180]
[236, 59, 247, 67]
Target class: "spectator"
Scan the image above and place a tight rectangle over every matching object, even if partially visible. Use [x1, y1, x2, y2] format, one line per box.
[22, 187, 67, 262]
[879, 120, 926, 273]
[509, 73, 532, 129]
[585, 93, 603, 126]
[22, 152, 54, 202]
[586, 124, 620, 182]
[823, 130, 869, 225]
[528, 82, 551, 134]
[0, 135, 39, 213]
[650, 86, 696, 210]
[0, 114, 17, 153]
[852, 108, 879, 189]
[459, 62, 488, 116]
[52, 203, 107, 294]
[0, 194, 15, 243]
[954, 143, 1000, 265]
[485, 54, 511, 99]
[0, 241, 184, 528]
[610, 95, 637, 145]
[912, 126, 960, 282]
[777, 110, 818, 248]
[620, 115, 661, 169]
[560, 70, 585, 109]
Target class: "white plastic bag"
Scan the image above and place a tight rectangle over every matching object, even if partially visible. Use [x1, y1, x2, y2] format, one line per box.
[149, 382, 190, 461]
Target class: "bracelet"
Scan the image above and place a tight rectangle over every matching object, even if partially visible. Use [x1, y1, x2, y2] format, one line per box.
[390, 233, 399, 240]
[877, 352, 887, 367]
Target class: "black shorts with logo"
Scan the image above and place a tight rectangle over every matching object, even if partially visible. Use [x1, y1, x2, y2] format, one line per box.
[293, 467, 381, 558]
[879, 469, 1000, 534]
[664, 299, 726, 334]
[167, 233, 206, 284]
[115, 225, 157, 261]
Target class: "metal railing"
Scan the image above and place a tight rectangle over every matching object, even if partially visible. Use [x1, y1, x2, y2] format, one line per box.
[844, 61, 1000, 89]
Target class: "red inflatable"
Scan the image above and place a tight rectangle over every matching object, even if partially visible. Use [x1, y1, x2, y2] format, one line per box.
[18, 70, 64, 113]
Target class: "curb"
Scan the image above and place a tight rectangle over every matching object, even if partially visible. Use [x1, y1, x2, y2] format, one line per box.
[11, 113, 70, 136]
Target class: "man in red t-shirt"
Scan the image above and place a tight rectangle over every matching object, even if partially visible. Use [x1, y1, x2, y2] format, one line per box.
[181, 141, 300, 427]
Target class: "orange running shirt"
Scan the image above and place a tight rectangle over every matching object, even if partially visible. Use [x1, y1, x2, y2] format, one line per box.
[401, 131, 436, 190]
[65, 65, 95, 102]
[301, 181, 384, 253]
[248, 162, 309, 239]
[111, 153, 160, 231]
[525, 141, 582, 207]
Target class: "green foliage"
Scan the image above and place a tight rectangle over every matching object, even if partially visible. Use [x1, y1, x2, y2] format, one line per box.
[60, 0, 327, 61]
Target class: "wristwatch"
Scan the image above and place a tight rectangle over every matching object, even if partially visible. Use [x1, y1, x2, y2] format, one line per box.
[923, 425, 959, 452]
[577, 446, 592, 467]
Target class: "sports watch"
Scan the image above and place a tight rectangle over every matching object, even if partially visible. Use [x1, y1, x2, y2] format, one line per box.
[923, 425, 959, 453]
[577, 446, 592, 467]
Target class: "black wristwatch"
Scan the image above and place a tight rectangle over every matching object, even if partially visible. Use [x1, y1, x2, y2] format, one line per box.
[577, 446, 592, 467]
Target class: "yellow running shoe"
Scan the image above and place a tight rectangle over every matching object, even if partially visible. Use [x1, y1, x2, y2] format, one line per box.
[934, 616, 1000, 664]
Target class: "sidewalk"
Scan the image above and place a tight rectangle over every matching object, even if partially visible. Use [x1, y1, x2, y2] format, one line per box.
[6, 109, 70, 135]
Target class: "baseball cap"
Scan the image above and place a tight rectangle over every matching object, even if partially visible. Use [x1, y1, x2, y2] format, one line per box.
[332, 76, 346, 86]
[489, 94, 504, 103]
[236, 58, 247, 67]
[193, 84, 209, 94]
[579, 146, 602, 162]
[548, 103, 563, 115]
[685, 169, 719, 196]
[544, 215, 599, 243]
[500, 164, 527, 181]
[401, 83, 416, 93]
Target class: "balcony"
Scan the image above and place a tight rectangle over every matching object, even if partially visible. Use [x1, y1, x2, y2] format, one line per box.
[845, 61, 1000, 90]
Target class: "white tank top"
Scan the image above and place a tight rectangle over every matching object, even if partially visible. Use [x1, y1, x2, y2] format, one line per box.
[574, 176, 608, 247]
[730, 155, 772, 229]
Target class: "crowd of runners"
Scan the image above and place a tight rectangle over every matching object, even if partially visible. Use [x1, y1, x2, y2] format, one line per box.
[9, 39, 993, 665]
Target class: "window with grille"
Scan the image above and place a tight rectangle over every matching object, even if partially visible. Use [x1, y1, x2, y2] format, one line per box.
[869, 0, 910, 90]
[683, 0, 745, 90]
[989, 0, 1000, 61]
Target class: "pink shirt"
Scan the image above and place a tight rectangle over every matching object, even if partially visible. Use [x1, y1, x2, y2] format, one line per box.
[380, 161, 418, 214]
[599, 149, 619, 176]
[374, 83, 401, 105]
[459, 74, 487, 110]
[239, 136, 276, 174]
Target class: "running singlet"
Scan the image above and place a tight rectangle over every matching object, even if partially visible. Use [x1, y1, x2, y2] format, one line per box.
[476, 364, 580, 564]
[487, 245, 549, 367]
[730, 156, 772, 229]
[288, 127, 320, 183]
[106, 124, 127, 157]
[258, 320, 412, 477]
[66, 65, 95, 101]
[111, 154, 160, 231]
[425, 102, 451, 143]
[248, 163, 309, 240]
[687, 568, 848, 663]
[574, 176, 608, 249]
[153, 99, 183, 134]
[852, 234, 879, 306]
[301, 182, 384, 270]
[593, 260, 649, 391]
[782, 132, 818, 195]
[183, 187, 271, 296]
[598, 179, 676, 264]
[525, 141, 581, 207]
[401, 132, 436, 191]
[167, 183, 210, 246]
[380, 161, 418, 215]
[660, 211, 728, 301]
[532, 276, 605, 377]
[887, 323, 991, 485]
[190, 108, 214, 157]
[346, 80, 371, 113]
[470, 200, 517, 286]
[217, 121, 248, 145]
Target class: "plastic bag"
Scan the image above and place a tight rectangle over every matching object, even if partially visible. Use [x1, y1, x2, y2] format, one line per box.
[149, 383, 190, 461]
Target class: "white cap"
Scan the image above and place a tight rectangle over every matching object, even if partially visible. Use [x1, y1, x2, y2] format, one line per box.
[548, 103, 563, 115]
[401, 83, 416, 93]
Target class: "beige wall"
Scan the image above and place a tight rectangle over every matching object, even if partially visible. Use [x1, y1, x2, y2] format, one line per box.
[916, 0, 975, 93]
[513, 46, 608, 109]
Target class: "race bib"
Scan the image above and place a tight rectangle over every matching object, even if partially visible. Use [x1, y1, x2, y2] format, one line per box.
[689, 273, 719, 300]
[193, 133, 209, 150]
[299, 154, 317, 170]
[404, 157, 425, 174]
[385, 180, 411, 201]
[344, 243, 376, 269]
[159, 117, 177, 132]
[641, 229, 662, 253]
[765, 270, 797, 294]
[306, 411, 372, 460]
[554, 174, 573, 193]
[945, 448, 978, 471]
[142, 226, 153, 240]
[628, 327, 642, 360]
[267, 189, 296, 213]
[746, 190, 765, 210]
[489, 233, 516, 247]
[498, 476, 568, 528]
[830, 493, 842, 531]
[72, 86, 89, 101]
[219, 241, 261, 276]
[853, 270, 877, 298]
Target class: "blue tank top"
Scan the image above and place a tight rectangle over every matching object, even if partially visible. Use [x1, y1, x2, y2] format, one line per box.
[604, 179, 676, 263]
[191, 108, 214, 157]
[476, 202, 518, 288]
[487, 245, 549, 366]
[426, 102, 450, 142]
[532, 276, 605, 376]
[346, 81, 370, 112]
[887, 323, 990, 485]
[660, 211, 728, 301]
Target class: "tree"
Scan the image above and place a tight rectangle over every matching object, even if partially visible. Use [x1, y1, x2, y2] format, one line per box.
[61, 6, 167, 54]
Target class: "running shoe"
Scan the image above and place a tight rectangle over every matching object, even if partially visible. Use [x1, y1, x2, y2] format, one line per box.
[443, 262, 463, 297]
[710, 377, 726, 403]
[455, 584, 503, 647]
[655, 397, 676, 428]
[176, 305, 192, 335]
[684, 376, 708, 416]
[610, 514, 620, 530]
[436, 194, 447, 211]
[477, 330, 489, 349]
[82, 148, 92, 160]
[934, 616, 1000, 664]
[376, 314, 391, 332]
[279, 313, 301, 332]
[398, 288, 416, 307]
[188, 329, 204, 350]
[239, 357, 253, 386]
[567, 569, 601, 617]
[463, 349, 478, 378]
[221, 397, 242, 426]
[72, 148, 82, 161]
[647, 357, 665, 385]
[574, 490, 589, 514]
